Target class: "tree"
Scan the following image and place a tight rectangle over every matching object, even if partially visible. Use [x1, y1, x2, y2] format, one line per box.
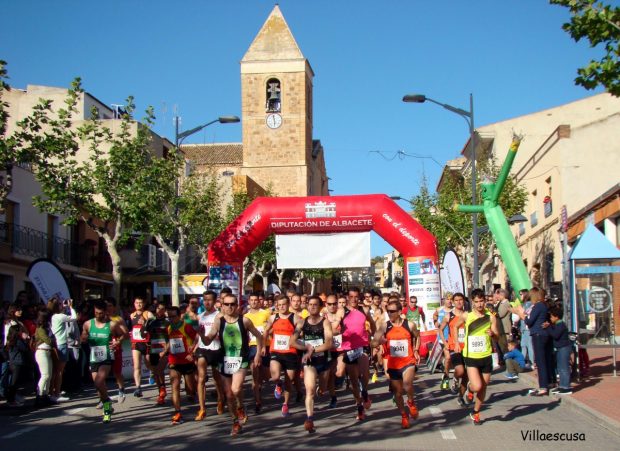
[146, 166, 225, 306]
[17, 80, 167, 301]
[551, 0, 620, 96]
[0, 60, 13, 208]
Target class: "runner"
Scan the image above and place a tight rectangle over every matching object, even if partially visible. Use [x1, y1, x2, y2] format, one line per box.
[338, 287, 376, 420]
[81, 300, 125, 423]
[291, 295, 333, 433]
[195, 290, 226, 420]
[244, 291, 272, 414]
[452, 288, 500, 425]
[369, 292, 386, 383]
[289, 292, 308, 403]
[129, 297, 155, 397]
[199, 294, 264, 436]
[164, 305, 198, 425]
[105, 298, 128, 405]
[434, 294, 454, 390]
[440, 292, 469, 404]
[263, 294, 302, 417]
[146, 302, 170, 405]
[325, 294, 343, 408]
[371, 296, 420, 429]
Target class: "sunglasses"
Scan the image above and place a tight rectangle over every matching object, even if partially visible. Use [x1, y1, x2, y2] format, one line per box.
[326, 302, 337, 306]
[222, 303, 237, 307]
[387, 309, 400, 314]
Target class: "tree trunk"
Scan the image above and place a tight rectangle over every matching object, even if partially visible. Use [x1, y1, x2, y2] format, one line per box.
[155, 234, 181, 307]
[309, 277, 316, 295]
[104, 236, 122, 303]
[277, 268, 285, 290]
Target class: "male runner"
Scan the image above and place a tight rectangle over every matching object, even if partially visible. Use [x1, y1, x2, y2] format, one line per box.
[292, 295, 333, 432]
[263, 294, 302, 417]
[441, 292, 469, 403]
[129, 297, 155, 397]
[289, 292, 308, 402]
[369, 292, 386, 383]
[434, 295, 454, 390]
[244, 292, 271, 414]
[453, 288, 499, 425]
[195, 290, 225, 420]
[325, 294, 343, 408]
[371, 297, 420, 429]
[199, 294, 263, 436]
[104, 298, 128, 405]
[336, 287, 375, 420]
[81, 300, 125, 423]
[146, 302, 170, 405]
[164, 306, 198, 425]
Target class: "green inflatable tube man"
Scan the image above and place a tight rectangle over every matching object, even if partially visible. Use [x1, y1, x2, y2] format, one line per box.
[455, 136, 532, 303]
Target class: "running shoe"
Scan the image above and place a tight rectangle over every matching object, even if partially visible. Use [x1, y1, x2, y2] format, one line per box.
[529, 389, 548, 397]
[457, 395, 465, 407]
[465, 389, 474, 404]
[231, 421, 242, 436]
[103, 412, 111, 424]
[149, 373, 155, 385]
[237, 407, 248, 424]
[362, 391, 372, 410]
[195, 409, 206, 421]
[441, 377, 450, 390]
[407, 400, 419, 420]
[156, 393, 166, 405]
[304, 419, 316, 433]
[254, 402, 262, 414]
[134, 387, 143, 398]
[401, 414, 410, 429]
[328, 396, 337, 409]
[117, 390, 126, 403]
[274, 383, 283, 400]
[504, 372, 519, 380]
[356, 404, 365, 421]
[450, 377, 459, 394]
[371, 372, 378, 384]
[553, 388, 573, 395]
[172, 412, 184, 425]
[281, 403, 290, 417]
[56, 395, 70, 402]
[470, 411, 482, 425]
[217, 400, 225, 415]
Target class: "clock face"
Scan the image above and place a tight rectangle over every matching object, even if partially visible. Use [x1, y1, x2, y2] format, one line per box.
[266, 113, 282, 129]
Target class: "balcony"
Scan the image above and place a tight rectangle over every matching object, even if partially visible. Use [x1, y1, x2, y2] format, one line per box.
[0, 221, 111, 272]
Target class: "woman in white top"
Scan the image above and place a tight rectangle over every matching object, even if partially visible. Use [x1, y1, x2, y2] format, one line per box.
[48, 298, 77, 402]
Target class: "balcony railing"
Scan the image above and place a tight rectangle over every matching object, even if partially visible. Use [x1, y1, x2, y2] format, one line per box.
[0, 221, 111, 272]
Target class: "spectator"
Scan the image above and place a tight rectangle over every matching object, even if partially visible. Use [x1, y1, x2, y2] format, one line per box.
[2, 305, 25, 400]
[5, 312, 30, 406]
[516, 287, 553, 396]
[545, 306, 572, 395]
[48, 298, 77, 402]
[519, 289, 535, 367]
[34, 310, 55, 406]
[504, 339, 526, 380]
[491, 289, 512, 365]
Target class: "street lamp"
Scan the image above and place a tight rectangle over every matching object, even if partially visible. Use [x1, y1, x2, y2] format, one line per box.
[175, 115, 240, 149]
[403, 93, 479, 288]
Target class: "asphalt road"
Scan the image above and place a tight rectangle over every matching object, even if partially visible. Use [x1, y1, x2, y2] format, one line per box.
[1, 367, 618, 450]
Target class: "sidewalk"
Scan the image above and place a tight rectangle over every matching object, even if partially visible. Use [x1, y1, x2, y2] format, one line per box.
[520, 347, 620, 434]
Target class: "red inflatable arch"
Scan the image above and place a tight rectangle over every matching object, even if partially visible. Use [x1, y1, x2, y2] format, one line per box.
[207, 194, 440, 355]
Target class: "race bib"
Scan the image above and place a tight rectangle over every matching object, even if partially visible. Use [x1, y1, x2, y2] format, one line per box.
[332, 334, 342, 349]
[273, 334, 290, 351]
[151, 338, 166, 350]
[132, 327, 144, 341]
[249, 326, 264, 343]
[305, 338, 324, 357]
[389, 339, 408, 358]
[169, 337, 185, 355]
[346, 347, 363, 361]
[457, 328, 465, 344]
[223, 356, 243, 375]
[468, 335, 487, 354]
[90, 345, 107, 363]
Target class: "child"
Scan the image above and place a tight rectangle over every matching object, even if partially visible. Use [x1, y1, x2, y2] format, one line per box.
[503, 339, 526, 380]
[545, 306, 572, 394]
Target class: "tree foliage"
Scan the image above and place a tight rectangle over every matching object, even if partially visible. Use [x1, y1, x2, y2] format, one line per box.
[551, 0, 620, 96]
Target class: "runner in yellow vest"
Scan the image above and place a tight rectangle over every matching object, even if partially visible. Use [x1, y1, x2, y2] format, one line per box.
[452, 288, 499, 426]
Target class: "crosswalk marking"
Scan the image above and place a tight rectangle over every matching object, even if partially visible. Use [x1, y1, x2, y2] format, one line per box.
[439, 428, 457, 440]
[2, 426, 38, 439]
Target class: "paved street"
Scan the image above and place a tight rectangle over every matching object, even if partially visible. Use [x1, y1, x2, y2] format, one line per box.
[1, 368, 618, 451]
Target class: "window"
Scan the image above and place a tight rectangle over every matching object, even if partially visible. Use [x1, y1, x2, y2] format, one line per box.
[530, 211, 538, 228]
[266, 78, 281, 112]
[518, 222, 526, 237]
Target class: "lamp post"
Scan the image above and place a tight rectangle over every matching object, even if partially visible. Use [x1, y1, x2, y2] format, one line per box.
[403, 93, 479, 288]
[175, 115, 240, 149]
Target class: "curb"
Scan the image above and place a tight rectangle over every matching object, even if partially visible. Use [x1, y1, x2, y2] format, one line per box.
[520, 371, 620, 437]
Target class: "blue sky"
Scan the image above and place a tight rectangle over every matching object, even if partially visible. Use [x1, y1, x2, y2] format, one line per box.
[1, 0, 605, 257]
